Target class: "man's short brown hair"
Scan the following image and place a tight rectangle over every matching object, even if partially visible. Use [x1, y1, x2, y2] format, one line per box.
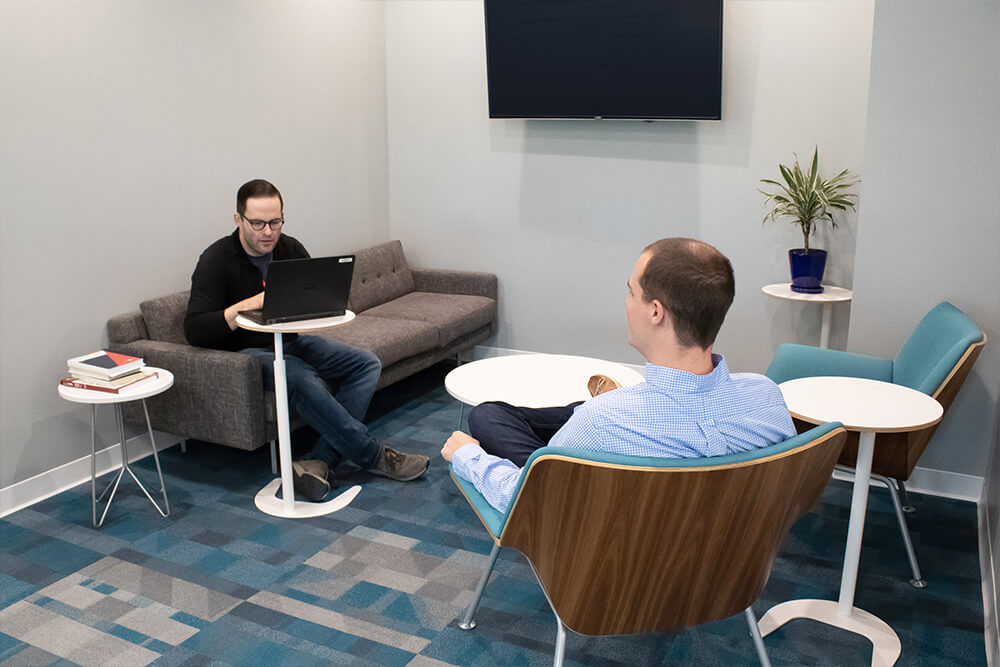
[639, 238, 735, 349]
[237, 179, 283, 216]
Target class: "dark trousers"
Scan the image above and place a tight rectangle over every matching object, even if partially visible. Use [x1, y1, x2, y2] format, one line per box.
[467, 401, 583, 467]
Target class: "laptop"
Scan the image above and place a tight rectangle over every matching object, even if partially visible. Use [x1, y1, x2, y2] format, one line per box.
[238, 255, 355, 325]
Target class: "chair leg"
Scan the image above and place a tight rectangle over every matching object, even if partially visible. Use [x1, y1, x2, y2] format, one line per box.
[459, 542, 501, 630]
[897, 478, 915, 513]
[872, 472, 926, 588]
[745, 607, 773, 667]
[270, 440, 278, 476]
[553, 619, 567, 667]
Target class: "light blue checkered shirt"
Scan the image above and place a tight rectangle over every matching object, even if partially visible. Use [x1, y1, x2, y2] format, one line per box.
[451, 354, 796, 513]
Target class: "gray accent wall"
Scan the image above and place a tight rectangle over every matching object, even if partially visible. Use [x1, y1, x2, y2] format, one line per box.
[850, 0, 1000, 478]
[0, 1, 390, 490]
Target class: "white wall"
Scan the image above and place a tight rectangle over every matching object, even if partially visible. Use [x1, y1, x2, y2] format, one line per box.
[385, 1, 874, 369]
[0, 0, 390, 489]
[851, 0, 1000, 478]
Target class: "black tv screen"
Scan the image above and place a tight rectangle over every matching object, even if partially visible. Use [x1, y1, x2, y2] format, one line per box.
[484, 0, 723, 120]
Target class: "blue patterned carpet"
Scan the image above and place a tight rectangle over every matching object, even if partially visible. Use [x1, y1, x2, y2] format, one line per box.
[0, 363, 986, 666]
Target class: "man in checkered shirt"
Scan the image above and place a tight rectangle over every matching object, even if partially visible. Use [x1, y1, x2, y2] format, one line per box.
[442, 238, 796, 513]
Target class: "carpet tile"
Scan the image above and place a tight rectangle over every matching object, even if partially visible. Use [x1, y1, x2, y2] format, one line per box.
[0, 361, 987, 665]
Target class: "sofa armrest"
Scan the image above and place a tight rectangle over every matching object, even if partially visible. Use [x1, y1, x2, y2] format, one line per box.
[412, 269, 498, 300]
[108, 311, 148, 344]
[109, 339, 270, 450]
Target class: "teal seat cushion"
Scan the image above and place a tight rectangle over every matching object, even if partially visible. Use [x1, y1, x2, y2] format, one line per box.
[451, 421, 843, 538]
[766, 344, 893, 385]
[893, 302, 983, 394]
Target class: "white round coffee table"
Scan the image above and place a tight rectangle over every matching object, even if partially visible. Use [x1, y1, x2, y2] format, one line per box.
[757, 376, 943, 667]
[445, 354, 645, 410]
[762, 282, 853, 349]
[236, 312, 362, 519]
[58, 367, 174, 527]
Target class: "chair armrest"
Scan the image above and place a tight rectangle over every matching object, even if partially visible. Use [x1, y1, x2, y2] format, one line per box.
[108, 340, 270, 449]
[412, 269, 498, 300]
[765, 343, 893, 385]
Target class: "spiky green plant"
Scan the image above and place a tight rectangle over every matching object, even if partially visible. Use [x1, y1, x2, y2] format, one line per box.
[760, 148, 860, 252]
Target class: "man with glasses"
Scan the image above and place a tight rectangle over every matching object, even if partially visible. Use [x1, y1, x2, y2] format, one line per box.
[185, 179, 429, 502]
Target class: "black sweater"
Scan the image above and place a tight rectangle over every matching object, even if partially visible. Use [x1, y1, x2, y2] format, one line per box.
[184, 230, 309, 351]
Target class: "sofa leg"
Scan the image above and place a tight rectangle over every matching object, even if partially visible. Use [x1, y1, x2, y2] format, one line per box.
[270, 440, 278, 475]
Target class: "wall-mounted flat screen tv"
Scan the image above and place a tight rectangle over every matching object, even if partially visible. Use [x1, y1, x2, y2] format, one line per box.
[484, 0, 723, 120]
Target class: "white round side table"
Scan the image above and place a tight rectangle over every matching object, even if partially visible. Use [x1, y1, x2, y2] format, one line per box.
[57, 367, 174, 527]
[762, 282, 853, 349]
[235, 312, 363, 519]
[757, 376, 943, 667]
[445, 353, 645, 429]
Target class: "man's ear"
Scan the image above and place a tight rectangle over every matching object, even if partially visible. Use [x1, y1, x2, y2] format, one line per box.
[234, 212, 241, 226]
[649, 299, 666, 326]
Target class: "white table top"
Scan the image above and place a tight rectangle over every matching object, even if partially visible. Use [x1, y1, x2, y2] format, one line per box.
[235, 310, 356, 334]
[58, 367, 174, 405]
[762, 283, 853, 303]
[445, 353, 645, 408]
[779, 376, 943, 433]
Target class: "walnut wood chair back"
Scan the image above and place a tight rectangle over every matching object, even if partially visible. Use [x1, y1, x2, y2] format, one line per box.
[498, 427, 847, 636]
[450, 422, 847, 666]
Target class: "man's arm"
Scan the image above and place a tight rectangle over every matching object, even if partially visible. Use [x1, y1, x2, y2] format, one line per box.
[184, 248, 257, 348]
[442, 431, 524, 513]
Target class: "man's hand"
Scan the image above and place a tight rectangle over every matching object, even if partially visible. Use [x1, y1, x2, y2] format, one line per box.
[224, 291, 265, 330]
[441, 430, 479, 462]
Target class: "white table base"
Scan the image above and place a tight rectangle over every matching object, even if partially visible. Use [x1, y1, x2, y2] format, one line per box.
[757, 599, 901, 667]
[758, 431, 901, 665]
[254, 331, 361, 518]
[254, 478, 362, 518]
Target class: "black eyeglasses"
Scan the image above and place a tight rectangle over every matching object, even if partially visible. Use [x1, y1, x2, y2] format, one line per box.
[241, 214, 284, 231]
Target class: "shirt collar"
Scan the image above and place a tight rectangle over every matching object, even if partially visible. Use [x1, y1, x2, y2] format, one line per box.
[644, 353, 729, 393]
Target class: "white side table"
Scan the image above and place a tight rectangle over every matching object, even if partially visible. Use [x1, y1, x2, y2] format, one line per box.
[757, 376, 943, 667]
[445, 353, 645, 415]
[235, 312, 363, 519]
[762, 283, 853, 349]
[58, 367, 174, 527]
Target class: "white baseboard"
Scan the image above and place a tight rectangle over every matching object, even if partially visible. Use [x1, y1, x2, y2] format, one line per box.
[0, 431, 181, 519]
[472, 345, 983, 503]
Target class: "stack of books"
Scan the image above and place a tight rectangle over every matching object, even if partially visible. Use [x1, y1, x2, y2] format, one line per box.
[61, 351, 158, 393]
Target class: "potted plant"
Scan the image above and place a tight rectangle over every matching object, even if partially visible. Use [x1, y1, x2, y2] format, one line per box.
[760, 148, 859, 293]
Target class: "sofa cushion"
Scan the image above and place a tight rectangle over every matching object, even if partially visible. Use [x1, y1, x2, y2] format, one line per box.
[320, 314, 440, 367]
[348, 241, 416, 313]
[362, 292, 497, 346]
[140, 290, 190, 345]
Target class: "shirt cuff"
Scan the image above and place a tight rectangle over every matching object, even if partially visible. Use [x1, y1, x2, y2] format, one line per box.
[451, 442, 486, 479]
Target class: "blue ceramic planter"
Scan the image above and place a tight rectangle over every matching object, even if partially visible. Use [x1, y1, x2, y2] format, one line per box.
[789, 249, 827, 293]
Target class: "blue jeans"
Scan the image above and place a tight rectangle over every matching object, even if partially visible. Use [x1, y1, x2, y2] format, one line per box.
[242, 335, 382, 469]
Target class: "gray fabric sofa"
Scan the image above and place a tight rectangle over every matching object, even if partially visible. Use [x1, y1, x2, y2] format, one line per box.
[107, 240, 497, 451]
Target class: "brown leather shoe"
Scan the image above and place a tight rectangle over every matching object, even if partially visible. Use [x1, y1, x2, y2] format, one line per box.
[587, 374, 622, 397]
[369, 447, 430, 482]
